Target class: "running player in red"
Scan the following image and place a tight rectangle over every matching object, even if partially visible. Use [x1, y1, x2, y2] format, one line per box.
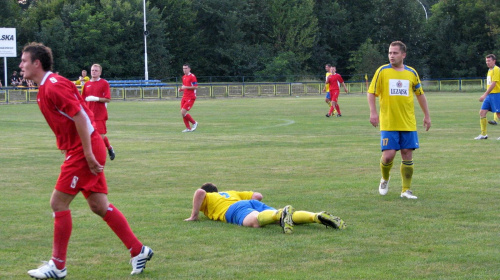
[179, 64, 198, 132]
[325, 66, 348, 117]
[82, 64, 115, 160]
[20, 42, 153, 279]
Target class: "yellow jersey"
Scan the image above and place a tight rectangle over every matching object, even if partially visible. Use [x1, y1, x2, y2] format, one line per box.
[368, 64, 424, 131]
[200, 191, 254, 222]
[487, 65, 500, 94]
[324, 72, 331, 92]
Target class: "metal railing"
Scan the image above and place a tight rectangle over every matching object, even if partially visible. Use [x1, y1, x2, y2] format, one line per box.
[0, 78, 487, 104]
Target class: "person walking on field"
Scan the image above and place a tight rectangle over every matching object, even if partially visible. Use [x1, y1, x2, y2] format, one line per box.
[367, 41, 431, 200]
[82, 64, 116, 160]
[19, 42, 153, 279]
[323, 64, 334, 112]
[179, 64, 198, 132]
[325, 66, 348, 117]
[475, 54, 500, 140]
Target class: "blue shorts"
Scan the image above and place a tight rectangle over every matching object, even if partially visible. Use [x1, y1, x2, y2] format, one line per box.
[481, 93, 500, 112]
[325, 92, 330, 99]
[380, 131, 419, 151]
[225, 200, 276, 226]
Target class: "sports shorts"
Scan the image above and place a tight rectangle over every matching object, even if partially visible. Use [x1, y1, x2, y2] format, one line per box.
[325, 92, 331, 100]
[225, 200, 276, 226]
[330, 90, 340, 102]
[380, 131, 419, 151]
[481, 93, 500, 112]
[181, 97, 196, 111]
[55, 132, 108, 198]
[94, 120, 107, 134]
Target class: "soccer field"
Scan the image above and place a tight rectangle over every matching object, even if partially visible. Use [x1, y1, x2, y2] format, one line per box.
[1, 93, 499, 279]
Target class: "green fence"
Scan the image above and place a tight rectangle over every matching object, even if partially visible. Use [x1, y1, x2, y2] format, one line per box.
[0, 79, 487, 104]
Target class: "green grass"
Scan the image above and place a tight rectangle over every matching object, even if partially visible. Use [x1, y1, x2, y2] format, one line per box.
[1, 92, 499, 279]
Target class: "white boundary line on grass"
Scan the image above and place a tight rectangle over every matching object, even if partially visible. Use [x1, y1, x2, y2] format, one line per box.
[257, 119, 295, 129]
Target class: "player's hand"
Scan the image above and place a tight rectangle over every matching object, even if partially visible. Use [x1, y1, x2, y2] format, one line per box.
[479, 94, 487, 102]
[85, 96, 99, 102]
[423, 117, 431, 131]
[85, 154, 104, 175]
[184, 216, 199, 221]
[369, 114, 379, 128]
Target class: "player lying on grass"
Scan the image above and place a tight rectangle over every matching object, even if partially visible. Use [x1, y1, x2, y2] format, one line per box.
[184, 183, 346, 234]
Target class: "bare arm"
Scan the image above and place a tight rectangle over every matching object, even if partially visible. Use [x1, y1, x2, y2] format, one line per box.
[73, 111, 103, 175]
[184, 189, 206, 221]
[480, 81, 497, 102]
[416, 94, 431, 131]
[342, 82, 348, 94]
[367, 93, 379, 127]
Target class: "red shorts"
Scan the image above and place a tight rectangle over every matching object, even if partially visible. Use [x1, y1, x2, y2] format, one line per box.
[55, 132, 108, 198]
[330, 90, 340, 102]
[181, 97, 196, 111]
[94, 120, 107, 134]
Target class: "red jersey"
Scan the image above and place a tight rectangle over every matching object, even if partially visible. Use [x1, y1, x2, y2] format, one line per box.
[182, 73, 197, 99]
[327, 73, 344, 92]
[37, 72, 96, 151]
[82, 78, 111, 120]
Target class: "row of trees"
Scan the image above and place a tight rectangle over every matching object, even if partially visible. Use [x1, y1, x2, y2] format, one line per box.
[1, 0, 499, 82]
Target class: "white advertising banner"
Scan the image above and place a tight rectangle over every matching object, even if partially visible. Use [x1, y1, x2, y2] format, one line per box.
[0, 28, 17, 57]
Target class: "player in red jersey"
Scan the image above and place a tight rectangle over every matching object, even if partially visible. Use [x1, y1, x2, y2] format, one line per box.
[82, 64, 115, 160]
[179, 64, 198, 132]
[325, 66, 348, 117]
[20, 43, 153, 279]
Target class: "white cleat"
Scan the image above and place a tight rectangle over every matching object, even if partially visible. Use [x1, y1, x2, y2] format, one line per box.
[28, 260, 67, 279]
[130, 245, 154, 275]
[400, 190, 418, 199]
[474, 134, 488, 140]
[182, 128, 192, 133]
[379, 177, 389, 195]
[191, 122, 198, 131]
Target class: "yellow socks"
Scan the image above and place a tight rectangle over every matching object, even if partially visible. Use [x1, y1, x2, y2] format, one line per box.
[257, 210, 280, 226]
[401, 160, 414, 193]
[380, 158, 393, 181]
[480, 117, 487, 135]
[291, 211, 318, 224]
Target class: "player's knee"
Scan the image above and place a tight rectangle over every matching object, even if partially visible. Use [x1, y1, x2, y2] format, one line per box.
[88, 202, 107, 217]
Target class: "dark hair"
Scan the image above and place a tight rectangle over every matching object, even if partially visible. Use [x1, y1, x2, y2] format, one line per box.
[486, 54, 497, 61]
[201, 183, 218, 193]
[22, 42, 53, 71]
[390, 41, 407, 53]
[183, 63, 191, 68]
[325, 64, 331, 67]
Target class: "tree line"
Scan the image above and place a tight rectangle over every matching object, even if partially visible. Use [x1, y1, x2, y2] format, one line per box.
[1, 0, 499, 82]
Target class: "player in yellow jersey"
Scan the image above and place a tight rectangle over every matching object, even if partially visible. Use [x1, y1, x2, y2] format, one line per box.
[475, 54, 500, 140]
[367, 41, 431, 199]
[74, 69, 90, 86]
[184, 183, 346, 234]
[322, 64, 335, 114]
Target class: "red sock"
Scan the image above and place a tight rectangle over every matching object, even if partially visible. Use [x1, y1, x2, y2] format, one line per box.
[185, 113, 196, 124]
[103, 204, 143, 257]
[335, 104, 341, 115]
[328, 105, 334, 116]
[103, 136, 111, 149]
[183, 116, 191, 129]
[52, 210, 72, 270]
